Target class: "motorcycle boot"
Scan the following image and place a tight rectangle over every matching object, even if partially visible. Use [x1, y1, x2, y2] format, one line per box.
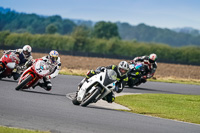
[102, 92, 115, 103]
[37, 82, 46, 89]
[32, 82, 46, 90]
[43, 77, 52, 91]
[45, 82, 52, 91]
[12, 72, 20, 80]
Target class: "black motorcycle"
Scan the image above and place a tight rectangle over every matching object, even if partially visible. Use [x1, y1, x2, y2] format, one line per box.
[126, 63, 146, 88]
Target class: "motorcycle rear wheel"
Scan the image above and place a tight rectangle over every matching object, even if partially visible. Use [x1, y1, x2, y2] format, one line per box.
[80, 87, 101, 107]
[15, 75, 33, 91]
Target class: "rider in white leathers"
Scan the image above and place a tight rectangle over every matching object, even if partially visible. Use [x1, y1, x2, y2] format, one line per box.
[33, 50, 61, 91]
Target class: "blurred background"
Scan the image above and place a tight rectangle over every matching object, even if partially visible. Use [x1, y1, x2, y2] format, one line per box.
[0, 0, 200, 65]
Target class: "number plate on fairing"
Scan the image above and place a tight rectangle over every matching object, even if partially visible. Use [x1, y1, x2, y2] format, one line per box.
[35, 60, 50, 76]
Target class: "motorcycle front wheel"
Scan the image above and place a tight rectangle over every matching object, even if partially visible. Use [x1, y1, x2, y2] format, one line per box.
[80, 87, 101, 107]
[72, 94, 81, 105]
[15, 75, 33, 91]
[127, 79, 134, 88]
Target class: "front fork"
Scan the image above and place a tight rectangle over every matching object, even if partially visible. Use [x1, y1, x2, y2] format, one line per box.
[94, 87, 111, 102]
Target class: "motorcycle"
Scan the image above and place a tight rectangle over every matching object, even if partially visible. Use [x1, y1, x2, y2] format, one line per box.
[0, 51, 20, 79]
[126, 63, 146, 88]
[15, 59, 50, 91]
[72, 68, 118, 107]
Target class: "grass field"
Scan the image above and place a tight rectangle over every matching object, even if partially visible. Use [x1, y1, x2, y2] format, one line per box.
[0, 126, 50, 133]
[1, 50, 200, 83]
[115, 94, 200, 124]
[30, 52, 200, 85]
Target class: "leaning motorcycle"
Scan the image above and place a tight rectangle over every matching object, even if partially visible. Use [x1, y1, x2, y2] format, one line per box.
[15, 59, 50, 91]
[0, 51, 19, 79]
[72, 68, 118, 107]
[126, 63, 146, 88]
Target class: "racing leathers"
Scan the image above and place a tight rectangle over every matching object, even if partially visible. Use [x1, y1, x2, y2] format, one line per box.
[4, 49, 33, 80]
[130, 55, 157, 85]
[34, 55, 61, 91]
[78, 65, 128, 103]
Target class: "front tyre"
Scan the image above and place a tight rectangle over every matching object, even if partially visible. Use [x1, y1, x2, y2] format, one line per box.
[0, 62, 5, 77]
[127, 81, 134, 88]
[80, 87, 101, 107]
[72, 94, 81, 105]
[15, 75, 33, 91]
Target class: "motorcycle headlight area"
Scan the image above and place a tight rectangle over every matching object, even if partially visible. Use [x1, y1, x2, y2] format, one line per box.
[107, 69, 117, 80]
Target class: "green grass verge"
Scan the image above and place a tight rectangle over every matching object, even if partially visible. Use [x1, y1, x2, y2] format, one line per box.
[59, 70, 85, 76]
[115, 94, 200, 124]
[148, 78, 200, 85]
[0, 126, 50, 133]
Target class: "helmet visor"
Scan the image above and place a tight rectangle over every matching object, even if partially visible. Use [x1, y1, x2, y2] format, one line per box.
[119, 68, 128, 75]
[50, 56, 58, 63]
[149, 59, 155, 63]
[23, 51, 30, 58]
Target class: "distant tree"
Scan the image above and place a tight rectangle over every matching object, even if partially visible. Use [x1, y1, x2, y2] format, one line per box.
[93, 21, 120, 39]
[0, 30, 10, 45]
[45, 24, 58, 34]
[62, 19, 76, 34]
[71, 26, 90, 51]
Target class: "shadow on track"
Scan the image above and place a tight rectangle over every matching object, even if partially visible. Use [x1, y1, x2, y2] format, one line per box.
[20, 90, 66, 97]
[0, 78, 18, 83]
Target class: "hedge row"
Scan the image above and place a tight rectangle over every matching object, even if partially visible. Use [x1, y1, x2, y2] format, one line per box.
[0, 31, 200, 65]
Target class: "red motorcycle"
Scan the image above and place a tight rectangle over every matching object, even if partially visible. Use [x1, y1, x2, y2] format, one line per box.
[0, 51, 20, 79]
[15, 58, 50, 90]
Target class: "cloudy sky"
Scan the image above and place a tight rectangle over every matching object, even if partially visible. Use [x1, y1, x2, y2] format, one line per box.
[1, 0, 200, 30]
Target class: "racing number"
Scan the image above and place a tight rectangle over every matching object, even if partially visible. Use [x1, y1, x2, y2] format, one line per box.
[36, 67, 42, 73]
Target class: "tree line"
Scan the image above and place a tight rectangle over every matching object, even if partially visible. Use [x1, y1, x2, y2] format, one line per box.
[117, 23, 200, 47]
[0, 31, 200, 65]
[1, 8, 200, 47]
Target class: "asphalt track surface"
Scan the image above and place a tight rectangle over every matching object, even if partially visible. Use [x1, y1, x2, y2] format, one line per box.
[0, 75, 200, 133]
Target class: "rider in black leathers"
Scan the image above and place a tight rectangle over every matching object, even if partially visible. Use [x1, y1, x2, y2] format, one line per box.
[130, 53, 157, 86]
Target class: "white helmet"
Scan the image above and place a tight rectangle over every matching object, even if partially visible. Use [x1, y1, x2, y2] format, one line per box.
[149, 53, 157, 63]
[118, 61, 129, 76]
[49, 50, 59, 63]
[23, 45, 32, 58]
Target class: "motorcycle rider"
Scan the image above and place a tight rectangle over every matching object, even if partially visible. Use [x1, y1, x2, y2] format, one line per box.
[130, 53, 157, 85]
[33, 50, 61, 91]
[78, 61, 129, 103]
[4, 45, 33, 80]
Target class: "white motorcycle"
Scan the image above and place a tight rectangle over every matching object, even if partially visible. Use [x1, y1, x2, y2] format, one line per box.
[72, 68, 118, 107]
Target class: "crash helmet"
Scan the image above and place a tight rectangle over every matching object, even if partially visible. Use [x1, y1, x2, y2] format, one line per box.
[118, 61, 129, 76]
[149, 53, 157, 63]
[49, 50, 59, 63]
[22, 45, 32, 58]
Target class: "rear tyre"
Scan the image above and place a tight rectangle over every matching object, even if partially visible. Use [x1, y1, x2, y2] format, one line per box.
[80, 87, 101, 107]
[15, 75, 33, 91]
